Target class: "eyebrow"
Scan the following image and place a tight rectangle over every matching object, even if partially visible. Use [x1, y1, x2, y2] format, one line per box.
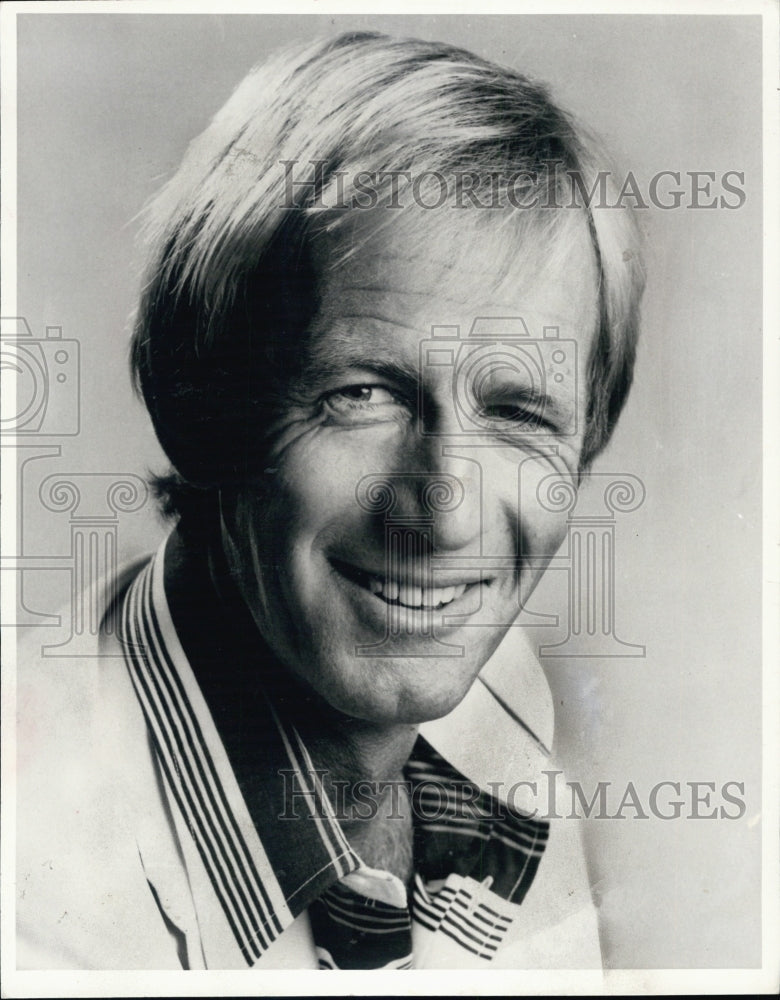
[296, 344, 421, 398]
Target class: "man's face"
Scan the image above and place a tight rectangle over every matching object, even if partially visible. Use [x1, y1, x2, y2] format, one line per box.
[221, 213, 599, 725]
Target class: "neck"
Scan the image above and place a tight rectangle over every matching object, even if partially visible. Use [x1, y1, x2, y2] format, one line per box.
[300, 711, 418, 881]
[300, 709, 418, 810]
[251, 636, 419, 879]
[245, 650, 419, 843]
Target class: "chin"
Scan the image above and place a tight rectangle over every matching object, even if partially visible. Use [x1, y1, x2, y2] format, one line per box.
[310, 651, 485, 727]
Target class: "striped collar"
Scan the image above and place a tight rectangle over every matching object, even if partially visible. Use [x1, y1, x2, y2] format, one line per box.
[120, 529, 553, 965]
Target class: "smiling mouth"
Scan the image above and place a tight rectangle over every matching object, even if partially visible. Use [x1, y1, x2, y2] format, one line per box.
[331, 559, 488, 610]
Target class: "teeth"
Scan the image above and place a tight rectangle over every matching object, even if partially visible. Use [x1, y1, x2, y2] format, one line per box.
[424, 585, 454, 607]
[400, 585, 422, 607]
[368, 576, 474, 608]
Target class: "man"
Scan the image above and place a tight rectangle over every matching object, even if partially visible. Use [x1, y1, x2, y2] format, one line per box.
[16, 32, 644, 969]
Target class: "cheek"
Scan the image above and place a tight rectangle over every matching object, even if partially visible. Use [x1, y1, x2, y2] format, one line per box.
[226, 427, 410, 591]
[272, 427, 404, 535]
[515, 459, 575, 559]
[272, 449, 363, 547]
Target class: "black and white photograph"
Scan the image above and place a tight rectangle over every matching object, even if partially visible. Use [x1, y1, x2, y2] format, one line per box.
[1, 1, 778, 995]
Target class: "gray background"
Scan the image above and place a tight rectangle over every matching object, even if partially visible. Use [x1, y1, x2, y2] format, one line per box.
[14, 12, 763, 968]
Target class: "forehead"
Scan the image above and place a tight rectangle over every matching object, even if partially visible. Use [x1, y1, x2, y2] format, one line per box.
[309, 209, 600, 348]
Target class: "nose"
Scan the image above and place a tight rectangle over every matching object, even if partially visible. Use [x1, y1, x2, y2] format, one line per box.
[383, 435, 484, 553]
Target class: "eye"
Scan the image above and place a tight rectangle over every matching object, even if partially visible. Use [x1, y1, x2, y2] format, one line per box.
[478, 401, 556, 433]
[483, 402, 533, 421]
[321, 384, 409, 424]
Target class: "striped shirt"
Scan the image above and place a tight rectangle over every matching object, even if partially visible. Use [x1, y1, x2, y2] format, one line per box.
[16, 531, 602, 970]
